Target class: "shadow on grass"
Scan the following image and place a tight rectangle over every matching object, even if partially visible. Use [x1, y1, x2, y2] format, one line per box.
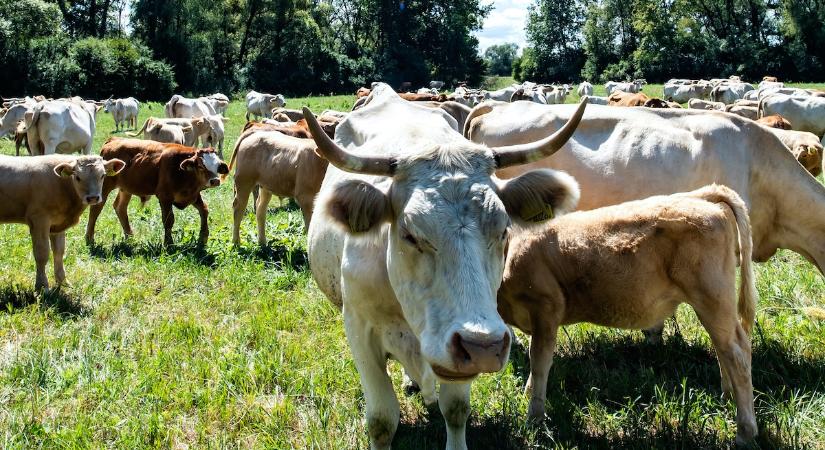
[88, 239, 218, 268]
[393, 329, 823, 449]
[0, 285, 88, 318]
[235, 241, 308, 270]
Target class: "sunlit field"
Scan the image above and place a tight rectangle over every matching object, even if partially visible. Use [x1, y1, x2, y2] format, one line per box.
[0, 85, 823, 449]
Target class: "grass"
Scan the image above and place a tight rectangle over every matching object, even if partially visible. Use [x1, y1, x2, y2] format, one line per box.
[0, 88, 823, 449]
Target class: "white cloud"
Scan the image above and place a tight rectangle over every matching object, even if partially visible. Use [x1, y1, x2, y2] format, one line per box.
[475, 0, 532, 54]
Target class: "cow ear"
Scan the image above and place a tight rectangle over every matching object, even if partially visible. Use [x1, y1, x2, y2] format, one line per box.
[497, 169, 579, 223]
[53, 162, 76, 178]
[180, 156, 198, 171]
[104, 158, 126, 176]
[322, 180, 391, 233]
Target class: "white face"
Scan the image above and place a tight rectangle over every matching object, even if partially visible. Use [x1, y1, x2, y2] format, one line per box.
[386, 157, 512, 381]
[199, 152, 225, 187]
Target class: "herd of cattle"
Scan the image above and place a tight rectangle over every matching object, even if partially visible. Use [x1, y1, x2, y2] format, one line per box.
[1, 75, 824, 449]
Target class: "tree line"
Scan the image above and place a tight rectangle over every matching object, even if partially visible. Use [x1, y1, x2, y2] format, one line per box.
[0, 0, 489, 99]
[506, 0, 825, 84]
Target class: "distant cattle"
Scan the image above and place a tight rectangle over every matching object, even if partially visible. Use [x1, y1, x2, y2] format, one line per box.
[86, 138, 228, 246]
[245, 91, 286, 121]
[165, 95, 213, 119]
[0, 154, 124, 289]
[129, 117, 211, 147]
[104, 97, 140, 131]
[577, 81, 593, 97]
[688, 98, 726, 111]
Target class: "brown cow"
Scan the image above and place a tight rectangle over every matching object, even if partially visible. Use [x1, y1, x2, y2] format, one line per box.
[398, 92, 447, 102]
[498, 184, 757, 445]
[756, 114, 792, 130]
[763, 76, 778, 82]
[86, 138, 228, 246]
[608, 90, 668, 107]
[228, 130, 328, 244]
[0, 154, 125, 289]
[356, 87, 372, 98]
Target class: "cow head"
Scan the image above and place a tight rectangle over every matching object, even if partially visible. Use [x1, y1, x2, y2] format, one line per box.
[180, 149, 229, 188]
[303, 99, 586, 381]
[54, 156, 125, 205]
[268, 94, 286, 108]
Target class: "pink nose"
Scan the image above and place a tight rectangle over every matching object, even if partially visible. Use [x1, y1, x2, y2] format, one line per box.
[447, 331, 510, 375]
[85, 195, 102, 205]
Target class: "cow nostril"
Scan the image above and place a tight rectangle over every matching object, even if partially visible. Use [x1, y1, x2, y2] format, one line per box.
[452, 332, 472, 363]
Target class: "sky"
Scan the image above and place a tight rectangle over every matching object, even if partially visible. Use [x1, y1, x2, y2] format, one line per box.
[475, 0, 532, 54]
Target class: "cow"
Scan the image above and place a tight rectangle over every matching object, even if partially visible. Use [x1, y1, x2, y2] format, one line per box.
[767, 128, 823, 176]
[688, 98, 726, 111]
[605, 80, 644, 95]
[104, 97, 140, 131]
[128, 117, 210, 147]
[711, 83, 756, 104]
[756, 114, 792, 130]
[664, 82, 713, 103]
[24, 100, 95, 155]
[85, 138, 228, 247]
[763, 76, 779, 82]
[143, 122, 192, 145]
[0, 154, 125, 290]
[243, 121, 312, 139]
[725, 105, 759, 120]
[543, 86, 568, 105]
[204, 93, 230, 114]
[758, 87, 811, 99]
[498, 185, 758, 445]
[464, 102, 825, 287]
[304, 84, 587, 450]
[246, 90, 286, 121]
[356, 87, 372, 98]
[510, 88, 547, 104]
[320, 110, 348, 121]
[165, 95, 213, 119]
[202, 114, 228, 156]
[758, 80, 785, 90]
[430, 80, 445, 90]
[759, 94, 825, 137]
[484, 85, 520, 102]
[0, 103, 30, 142]
[271, 108, 305, 122]
[585, 96, 609, 105]
[227, 130, 328, 243]
[399, 92, 447, 102]
[577, 81, 593, 97]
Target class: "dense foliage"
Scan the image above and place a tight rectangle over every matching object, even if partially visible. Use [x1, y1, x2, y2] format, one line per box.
[519, 0, 825, 83]
[0, 0, 489, 99]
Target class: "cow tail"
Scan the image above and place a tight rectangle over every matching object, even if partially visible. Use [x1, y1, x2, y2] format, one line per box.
[223, 130, 249, 181]
[692, 185, 757, 336]
[462, 102, 497, 139]
[127, 118, 150, 137]
[757, 97, 766, 119]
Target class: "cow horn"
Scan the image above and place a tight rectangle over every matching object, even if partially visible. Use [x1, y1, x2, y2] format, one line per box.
[301, 107, 396, 176]
[491, 97, 588, 168]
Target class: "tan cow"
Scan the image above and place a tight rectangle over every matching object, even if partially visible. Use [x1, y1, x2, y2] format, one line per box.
[767, 128, 823, 176]
[725, 104, 759, 120]
[129, 117, 211, 147]
[228, 130, 328, 244]
[0, 155, 125, 289]
[756, 114, 792, 130]
[498, 184, 757, 445]
[144, 122, 192, 145]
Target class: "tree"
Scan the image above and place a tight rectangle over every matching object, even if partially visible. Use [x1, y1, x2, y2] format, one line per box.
[484, 43, 518, 76]
[523, 0, 586, 82]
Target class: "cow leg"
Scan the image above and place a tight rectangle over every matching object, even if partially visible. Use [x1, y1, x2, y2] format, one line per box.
[193, 194, 209, 245]
[439, 382, 471, 450]
[86, 183, 116, 245]
[256, 189, 273, 247]
[159, 200, 176, 246]
[28, 219, 51, 291]
[49, 232, 66, 286]
[295, 193, 315, 232]
[691, 282, 757, 445]
[344, 312, 399, 450]
[642, 321, 665, 344]
[113, 191, 134, 238]
[526, 322, 559, 421]
[232, 181, 254, 245]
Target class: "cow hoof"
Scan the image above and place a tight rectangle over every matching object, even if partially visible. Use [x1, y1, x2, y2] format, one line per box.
[735, 422, 757, 446]
[527, 401, 546, 423]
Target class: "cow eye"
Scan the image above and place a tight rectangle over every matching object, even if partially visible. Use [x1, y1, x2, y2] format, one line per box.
[74, 175, 81, 181]
[402, 231, 418, 247]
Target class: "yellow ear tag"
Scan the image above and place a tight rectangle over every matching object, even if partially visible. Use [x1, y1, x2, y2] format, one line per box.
[526, 204, 554, 222]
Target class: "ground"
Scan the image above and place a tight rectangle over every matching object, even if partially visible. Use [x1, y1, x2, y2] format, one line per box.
[0, 87, 823, 449]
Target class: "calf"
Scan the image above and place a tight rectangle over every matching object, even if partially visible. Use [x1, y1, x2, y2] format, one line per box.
[767, 128, 823, 176]
[498, 184, 757, 445]
[0, 155, 124, 289]
[86, 138, 228, 246]
[145, 122, 192, 145]
[688, 98, 726, 110]
[129, 117, 210, 147]
[228, 130, 328, 244]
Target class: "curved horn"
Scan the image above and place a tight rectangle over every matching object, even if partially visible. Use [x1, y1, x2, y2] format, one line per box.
[492, 97, 587, 168]
[301, 107, 396, 176]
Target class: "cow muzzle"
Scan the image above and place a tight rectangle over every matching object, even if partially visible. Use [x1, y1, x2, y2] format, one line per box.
[208, 177, 221, 187]
[84, 195, 102, 205]
[433, 331, 511, 381]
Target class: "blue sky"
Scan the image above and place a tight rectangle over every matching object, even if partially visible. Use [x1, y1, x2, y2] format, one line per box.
[475, 0, 531, 54]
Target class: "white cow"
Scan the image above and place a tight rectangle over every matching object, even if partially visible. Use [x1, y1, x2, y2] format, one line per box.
[304, 84, 586, 450]
[0, 103, 31, 139]
[24, 100, 95, 155]
[605, 80, 644, 95]
[465, 102, 825, 275]
[104, 97, 140, 131]
[688, 98, 726, 111]
[165, 95, 213, 119]
[483, 85, 519, 102]
[577, 81, 593, 97]
[757, 87, 810, 99]
[543, 86, 568, 105]
[758, 80, 785, 90]
[205, 93, 230, 114]
[710, 83, 755, 104]
[586, 96, 609, 105]
[202, 114, 227, 156]
[246, 90, 286, 121]
[759, 94, 825, 137]
[198, 96, 228, 115]
[664, 83, 712, 103]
